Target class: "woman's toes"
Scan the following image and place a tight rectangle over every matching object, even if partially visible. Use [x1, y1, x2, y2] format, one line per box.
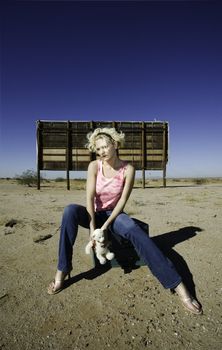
[47, 280, 62, 295]
[182, 298, 202, 314]
[191, 299, 202, 312]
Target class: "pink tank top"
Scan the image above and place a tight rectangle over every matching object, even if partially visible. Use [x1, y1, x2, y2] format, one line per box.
[95, 160, 127, 211]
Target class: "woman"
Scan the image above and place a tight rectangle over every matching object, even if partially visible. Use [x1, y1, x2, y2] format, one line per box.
[48, 127, 202, 315]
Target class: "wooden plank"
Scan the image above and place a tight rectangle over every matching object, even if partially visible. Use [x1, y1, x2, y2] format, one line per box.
[146, 161, 163, 169]
[72, 155, 91, 161]
[93, 121, 114, 128]
[43, 149, 66, 154]
[70, 121, 91, 130]
[72, 149, 90, 155]
[120, 155, 142, 161]
[71, 162, 90, 171]
[43, 155, 66, 161]
[146, 155, 163, 161]
[42, 135, 67, 147]
[147, 149, 163, 155]
[42, 162, 67, 170]
[119, 149, 142, 155]
[146, 142, 163, 149]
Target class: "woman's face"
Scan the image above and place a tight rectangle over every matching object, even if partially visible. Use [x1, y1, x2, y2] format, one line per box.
[95, 137, 116, 161]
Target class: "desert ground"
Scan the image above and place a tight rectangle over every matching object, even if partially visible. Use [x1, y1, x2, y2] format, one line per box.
[0, 177, 221, 350]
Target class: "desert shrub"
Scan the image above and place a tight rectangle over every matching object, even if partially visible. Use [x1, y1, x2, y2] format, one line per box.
[55, 177, 65, 182]
[193, 178, 208, 185]
[15, 169, 40, 187]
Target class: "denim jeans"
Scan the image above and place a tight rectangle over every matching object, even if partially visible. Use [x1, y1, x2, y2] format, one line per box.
[57, 204, 182, 289]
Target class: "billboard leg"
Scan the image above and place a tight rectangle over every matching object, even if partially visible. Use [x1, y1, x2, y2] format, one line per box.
[142, 169, 145, 188]
[163, 167, 166, 187]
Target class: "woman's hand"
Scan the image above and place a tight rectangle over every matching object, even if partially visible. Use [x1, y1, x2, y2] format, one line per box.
[100, 224, 108, 232]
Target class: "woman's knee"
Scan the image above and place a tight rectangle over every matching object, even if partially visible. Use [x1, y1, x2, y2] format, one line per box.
[112, 214, 136, 237]
[63, 204, 80, 218]
[62, 204, 89, 228]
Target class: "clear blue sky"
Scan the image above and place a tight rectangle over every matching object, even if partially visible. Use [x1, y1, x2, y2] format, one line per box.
[1, 0, 222, 179]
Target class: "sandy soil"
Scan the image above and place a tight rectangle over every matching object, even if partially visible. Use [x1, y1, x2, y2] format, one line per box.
[0, 179, 221, 350]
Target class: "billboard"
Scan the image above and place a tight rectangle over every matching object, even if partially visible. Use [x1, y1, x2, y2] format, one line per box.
[36, 120, 168, 189]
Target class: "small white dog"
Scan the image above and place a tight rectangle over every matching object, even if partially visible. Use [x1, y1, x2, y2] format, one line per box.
[85, 228, 115, 265]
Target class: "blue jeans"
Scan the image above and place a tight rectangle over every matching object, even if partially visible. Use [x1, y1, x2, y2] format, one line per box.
[57, 204, 182, 289]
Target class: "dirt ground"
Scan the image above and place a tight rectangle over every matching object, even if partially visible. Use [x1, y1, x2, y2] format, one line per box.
[0, 179, 221, 350]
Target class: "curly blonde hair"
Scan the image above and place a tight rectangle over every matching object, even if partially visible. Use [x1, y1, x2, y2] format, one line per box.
[86, 127, 125, 152]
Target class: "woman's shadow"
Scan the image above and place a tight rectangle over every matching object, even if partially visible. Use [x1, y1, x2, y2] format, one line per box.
[151, 226, 203, 299]
[65, 225, 203, 299]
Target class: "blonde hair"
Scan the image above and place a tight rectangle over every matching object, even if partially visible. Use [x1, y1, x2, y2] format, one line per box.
[86, 127, 125, 152]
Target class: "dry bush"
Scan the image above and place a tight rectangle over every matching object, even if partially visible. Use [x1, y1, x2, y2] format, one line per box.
[15, 169, 40, 187]
[193, 178, 208, 185]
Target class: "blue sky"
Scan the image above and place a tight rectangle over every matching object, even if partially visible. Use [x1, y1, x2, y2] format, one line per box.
[1, 0, 222, 179]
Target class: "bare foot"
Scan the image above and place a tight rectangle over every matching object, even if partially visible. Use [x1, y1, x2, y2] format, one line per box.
[174, 282, 202, 315]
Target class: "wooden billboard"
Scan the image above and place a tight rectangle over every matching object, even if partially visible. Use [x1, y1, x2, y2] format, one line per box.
[36, 120, 168, 189]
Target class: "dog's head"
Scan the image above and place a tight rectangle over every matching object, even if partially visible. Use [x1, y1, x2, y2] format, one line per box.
[91, 229, 105, 243]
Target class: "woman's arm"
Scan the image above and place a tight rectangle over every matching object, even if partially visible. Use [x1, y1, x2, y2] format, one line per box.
[100, 163, 135, 231]
[86, 160, 97, 235]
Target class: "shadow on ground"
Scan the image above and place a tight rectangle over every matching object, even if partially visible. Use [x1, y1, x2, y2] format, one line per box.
[152, 226, 203, 299]
[66, 226, 203, 300]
